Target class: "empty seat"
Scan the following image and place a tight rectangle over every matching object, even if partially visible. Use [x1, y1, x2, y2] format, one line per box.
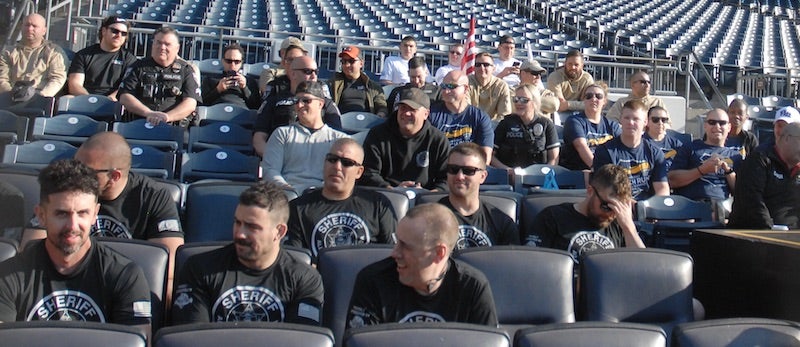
[183, 181, 252, 242]
[57, 94, 122, 122]
[672, 318, 800, 347]
[339, 112, 385, 134]
[344, 322, 510, 347]
[0, 237, 18, 262]
[0, 167, 40, 223]
[187, 122, 253, 154]
[514, 164, 586, 194]
[195, 103, 257, 128]
[2, 140, 77, 170]
[154, 322, 334, 347]
[635, 195, 723, 251]
[113, 119, 184, 152]
[129, 144, 177, 180]
[515, 322, 667, 347]
[32, 114, 108, 146]
[0, 320, 146, 347]
[0, 110, 29, 146]
[180, 148, 259, 183]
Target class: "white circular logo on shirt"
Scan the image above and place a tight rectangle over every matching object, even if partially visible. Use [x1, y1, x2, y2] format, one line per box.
[92, 215, 132, 238]
[567, 231, 615, 262]
[455, 225, 492, 249]
[399, 311, 445, 323]
[212, 286, 285, 322]
[533, 123, 544, 136]
[416, 151, 430, 168]
[27, 290, 106, 322]
[311, 212, 370, 257]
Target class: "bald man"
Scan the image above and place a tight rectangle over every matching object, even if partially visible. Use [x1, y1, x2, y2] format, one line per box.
[605, 71, 665, 122]
[346, 203, 497, 327]
[0, 13, 66, 97]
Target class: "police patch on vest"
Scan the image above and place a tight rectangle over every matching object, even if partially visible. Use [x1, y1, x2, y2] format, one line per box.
[27, 290, 106, 322]
[456, 225, 492, 249]
[311, 212, 370, 257]
[399, 311, 445, 323]
[92, 215, 132, 238]
[532, 123, 544, 136]
[416, 151, 430, 168]
[567, 231, 615, 261]
[211, 286, 285, 322]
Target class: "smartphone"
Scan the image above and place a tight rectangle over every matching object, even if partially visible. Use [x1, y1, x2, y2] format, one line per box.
[222, 70, 237, 78]
[512, 61, 521, 67]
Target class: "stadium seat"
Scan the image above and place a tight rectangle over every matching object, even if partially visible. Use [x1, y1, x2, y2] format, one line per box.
[0, 167, 40, 224]
[0, 93, 56, 119]
[0, 321, 146, 347]
[179, 148, 259, 183]
[129, 144, 177, 180]
[415, 191, 520, 223]
[761, 95, 795, 110]
[353, 186, 411, 220]
[672, 318, 800, 347]
[0, 110, 29, 146]
[635, 195, 723, 251]
[97, 237, 169, 332]
[187, 122, 253, 154]
[57, 94, 122, 122]
[2, 140, 77, 170]
[513, 164, 586, 194]
[520, 194, 585, 245]
[514, 322, 667, 347]
[113, 119, 184, 152]
[154, 322, 334, 347]
[183, 181, 251, 242]
[579, 248, 695, 338]
[456, 246, 575, 336]
[482, 166, 514, 191]
[196, 58, 224, 76]
[339, 112, 385, 135]
[317, 245, 393, 347]
[175, 242, 312, 276]
[32, 114, 108, 146]
[725, 93, 760, 107]
[0, 237, 17, 262]
[194, 104, 257, 128]
[343, 322, 510, 347]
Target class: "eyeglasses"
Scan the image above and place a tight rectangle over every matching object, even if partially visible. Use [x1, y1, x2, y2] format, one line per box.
[523, 70, 542, 76]
[512, 96, 531, 104]
[635, 80, 651, 85]
[584, 93, 604, 100]
[108, 27, 128, 36]
[475, 62, 493, 68]
[341, 59, 359, 65]
[294, 68, 318, 75]
[650, 117, 670, 124]
[325, 153, 362, 167]
[591, 185, 613, 212]
[445, 164, 484, 176]
[295, 96, 322, 105]
[440, 83, 463, 90]
[224, 58, 242, 64]
[449, 51, 463, 55]
[706, 119, 729, 126]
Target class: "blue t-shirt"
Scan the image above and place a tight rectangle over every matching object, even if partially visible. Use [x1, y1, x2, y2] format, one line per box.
[560, 112, 621, 170]
[671, 139, 743, 201]
[428, 104, 495, 149]
[593, 137, 668, 201]
[643, 132, 684, 170]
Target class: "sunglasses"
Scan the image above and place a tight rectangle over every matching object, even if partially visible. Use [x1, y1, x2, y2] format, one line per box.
[108, 27, 128, 36]
[591, 185, 613, 212]
[294, 68, 318, 75]
[440, 83, 463, 90]
[445, 164, 483, 176]
[584, 93, 604, 100]
[475, 62, 493, 68]
[224, 58, 242, 64]
[635, 80, 652, 84]
[341, 59, 359, 65]
[512, 96, 530, 104]
[449, 51, 463, 55]
[706, 119, 729, 126]
[295, 96, 322, 105]
[650, 117, 670, 124]
[523, 70, 542, 76]
[325, 153, 362, 167]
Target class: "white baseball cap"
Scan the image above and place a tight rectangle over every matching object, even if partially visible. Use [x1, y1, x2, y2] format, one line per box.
[775, 106, 800, 124]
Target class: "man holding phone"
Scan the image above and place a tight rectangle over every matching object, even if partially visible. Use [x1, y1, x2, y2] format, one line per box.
[201, 43, 260, 108]
[493, 35, 521, 88]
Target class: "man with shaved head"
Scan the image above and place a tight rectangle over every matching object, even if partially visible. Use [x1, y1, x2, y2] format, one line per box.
[0, 13, 66, 97]
[605, 71, 664, 122]
[346, 203, 497, 327]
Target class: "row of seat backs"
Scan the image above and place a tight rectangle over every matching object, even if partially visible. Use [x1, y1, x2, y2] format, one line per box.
[1, 317, 797, 347]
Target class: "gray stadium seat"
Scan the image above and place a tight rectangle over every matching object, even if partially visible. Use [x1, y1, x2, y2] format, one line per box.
[672, 318, 800, 347]
[0, 321, 146, 347]
[515, 322, 667, 347]
[154, 322, 334, 347]
[344, 322, 510, 347]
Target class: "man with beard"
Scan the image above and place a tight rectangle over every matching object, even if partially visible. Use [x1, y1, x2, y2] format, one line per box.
[346, 203, 497, 327]
[172, 181, 323, 325]
[286, 138, 397, 258]
[328, 45, 387, 117]
[67, 16, 138, 100]
[547, 50, 595, 112]
[437, 142, 518, 249]
[0, 13, 66, 97]
[524, 164, 645, 261]
[467, 52, 512, 120]
[0, 160, 151, 334]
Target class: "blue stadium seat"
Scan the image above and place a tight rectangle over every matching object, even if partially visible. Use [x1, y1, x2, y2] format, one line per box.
[2, 140, 77, 171]
[187, 122, 253, 154]
[0, 321, 146, 347]
[179, 148, 259, 183]
[113, 119, 184, 152]
[57, 94, 122, 123]
[154, 322, 334, 347]
[32, 114, 108, 146]
[129, 144, 177, 180]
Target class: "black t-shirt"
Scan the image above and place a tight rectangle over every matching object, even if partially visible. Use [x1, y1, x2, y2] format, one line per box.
[171, 244, 324, 325]
[68, 44, 138, 96]
[493, 114, 560, 167]
[438, 197, 519, 248]
[286, 189, 397, 257]
[0, 240, 152, 324]
[201, 74, 260, 109]
[338, 78, 369, 114]
[346, 257, 497, 328]
[524, 202, 625, 261]
[28, 172, 182, 240]
[118, 57, 201, 114]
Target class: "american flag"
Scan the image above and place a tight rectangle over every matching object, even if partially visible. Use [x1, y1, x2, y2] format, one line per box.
[461, 16, 476, 75]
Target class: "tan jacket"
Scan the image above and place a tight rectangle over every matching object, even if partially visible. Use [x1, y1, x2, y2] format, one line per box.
[468, 74, 512, 120]
[0, 40, 66, 97]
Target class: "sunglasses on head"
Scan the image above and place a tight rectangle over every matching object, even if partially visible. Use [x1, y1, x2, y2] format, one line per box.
[475, 62, 493, 68]
[325, 153, 361, 167]
[650, 117, 670, 124]
[584, 93, 604, 100]
[294, 68, 318, 75]
[445, 164, 483, 176]
[224, 58, 242, 64]
[706, 119, 728, 126]
[512, 96, 530, 104]
[440, 83, 463, 90]
[108, 27, 128, 36]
